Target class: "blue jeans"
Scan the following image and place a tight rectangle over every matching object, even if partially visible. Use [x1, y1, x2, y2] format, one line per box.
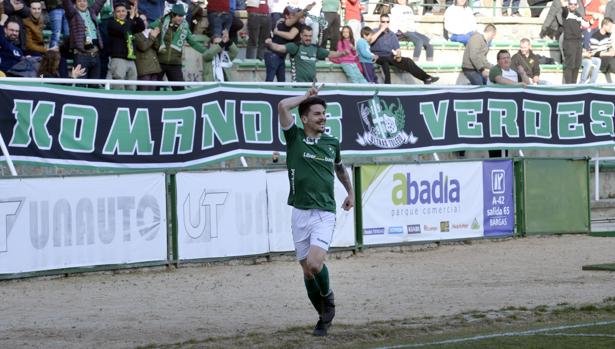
[265, 52, 285, 82]
[48, 8, 69, 48]
[208, 12, 232, 37]
[581, 57, 601, 83]
[75, 53, 101, 82]
[450, 32, 474, 45]
[502, 0, 520, 13]
[402, 31, 433, 59]
[463, 69, 486, 85]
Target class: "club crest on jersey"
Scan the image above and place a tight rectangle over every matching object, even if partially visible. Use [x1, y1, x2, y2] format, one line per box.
[356, 94, 418, 148]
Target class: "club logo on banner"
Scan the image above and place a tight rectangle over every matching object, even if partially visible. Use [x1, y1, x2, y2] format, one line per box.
[361, 161, 514, 245]
[356, 95, 418, 148]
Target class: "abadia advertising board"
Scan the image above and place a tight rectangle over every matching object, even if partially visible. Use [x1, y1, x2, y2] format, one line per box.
[360, 161, 513, 245]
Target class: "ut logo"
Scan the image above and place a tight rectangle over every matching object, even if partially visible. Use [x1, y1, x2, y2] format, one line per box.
[0, 200, 22, 253]
[183, 190, 228, 240]
[491, 170, 505, 194]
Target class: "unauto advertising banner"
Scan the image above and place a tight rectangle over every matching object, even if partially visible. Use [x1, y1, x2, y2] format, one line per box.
[1, 83, 614, 169]
[0, 173, 167, 274]
[360, 160, 513, 245]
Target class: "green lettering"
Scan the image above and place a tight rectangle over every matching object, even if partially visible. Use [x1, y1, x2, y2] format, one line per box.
[488, 99, 519, 137]
[241, 101, 273, 144]
[202, 101, 238, 150]
[454, 100, 483, 138]
[160, 107, 196, 154]
[523, 100, 552, 138]
[590, 101, 614, 136]
[9, 99, 54, 149]
[420, 100, 449, 140]
[557, 101, 585, 139]
[103, 108, 154, 155]
[59, 104, 97, 153]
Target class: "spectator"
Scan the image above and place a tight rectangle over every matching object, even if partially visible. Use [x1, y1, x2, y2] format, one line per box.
[369, 14, 439, 84]
[461, 23, 496, 85]
[45, 0, 69, 49]
[581, 0, 602, 48]
[581, 16, 615, 83]
[22, 0, 46, 56]
[444, 0, 477, 45]
[501, 0, 521, 16]
[562, 0, 586, 83]
[265, 25, 348, 82]
[134, 14, 162, 90]
[106, 1, 145, 90]
[390, 0, 433, 61]
[0, 13, 26, 75]
[511, 38, 547, 84]
[63, 0, 107, 81]
[203, 30, 239, 81]
[246, 0, 270, 59]
[356, 26, 378, 83]
[139, 0, 164, 23]
[269, 0, 288, 29]
[37, 47, 86, 78]
[343, 0, 361, 41]
[264, 5, 301, 82]
[150, 3, 207, 90]
[330, 25, 367, 83]
[320, 0, 340, 51]
[3, 0, 30, 51]
[229, 0, 244, 44]
[488, 49, 530, 84]
[580, 46, 601, 82]
[207, 0, 232, 37]
[541, 0, 585, 40]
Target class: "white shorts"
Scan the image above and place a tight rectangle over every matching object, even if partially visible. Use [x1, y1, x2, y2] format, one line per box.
[291, 208, 336, 261]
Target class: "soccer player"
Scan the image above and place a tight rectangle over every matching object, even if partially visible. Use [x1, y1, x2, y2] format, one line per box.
[277, 84, 354, 336]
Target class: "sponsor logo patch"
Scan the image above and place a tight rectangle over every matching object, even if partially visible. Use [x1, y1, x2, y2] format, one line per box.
[407, 224, 421, 234]
[364, 227, 385, 235]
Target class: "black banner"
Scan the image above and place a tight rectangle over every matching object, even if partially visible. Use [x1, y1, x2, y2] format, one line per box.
[0, 83, 613, 168]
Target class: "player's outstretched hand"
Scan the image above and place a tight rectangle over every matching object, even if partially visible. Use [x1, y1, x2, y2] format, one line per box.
[341, 195, 354, 211]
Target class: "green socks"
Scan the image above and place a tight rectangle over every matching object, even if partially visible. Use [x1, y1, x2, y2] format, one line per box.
[304, 276, 322, 312]
[314, 264, 330, 296]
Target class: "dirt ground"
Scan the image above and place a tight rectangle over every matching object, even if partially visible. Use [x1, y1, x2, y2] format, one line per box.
[1, 235, 615, 349]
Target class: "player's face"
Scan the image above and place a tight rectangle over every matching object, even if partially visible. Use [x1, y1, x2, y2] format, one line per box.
[302, 104, 327, 135]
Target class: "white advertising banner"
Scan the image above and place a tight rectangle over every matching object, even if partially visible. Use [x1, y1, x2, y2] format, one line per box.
[266, 169, 355, 253]
[176, 170, 270, 260]
[0, 173, 168, 274]
[361, 162, 486, 245]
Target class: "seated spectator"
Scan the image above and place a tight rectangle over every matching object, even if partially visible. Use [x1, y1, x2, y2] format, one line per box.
[461, 24, 496, 85]
[246, 0, 270, 59]
[511, 38, 547, 84]
[369, 14, 439, 84]
[45, 0, 69, 49]
[581, 47, 601, 83]
[582, 16, 615, 82]
[63, 0, 108, 81]
[330, 25, 367, 83]
[264, 5, 300, 82]
[207, 0, 232, 37]
[501, 0, 521, 16]
[488, 49, 530, 85]
[203, 30, 239, 81]
[390, 0, 433, 61]
[444, 0, 476, 45]
[3, 0, 30, 51]
[106, 1, 145, 90]
[0, 13, 26, 75]
[134, 14, 162, 90]
[22, 0, 46, 56]
[37, 47, 86, 78]
[150, 3, 207, 90]
[357, 26, 378, 83]
[265, 25, 348, 82]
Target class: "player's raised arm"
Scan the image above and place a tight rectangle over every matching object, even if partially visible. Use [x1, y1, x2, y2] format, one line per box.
[277, 84, 321, 129]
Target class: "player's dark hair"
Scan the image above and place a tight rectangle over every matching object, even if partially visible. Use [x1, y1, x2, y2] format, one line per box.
[298, 97, 326, 117]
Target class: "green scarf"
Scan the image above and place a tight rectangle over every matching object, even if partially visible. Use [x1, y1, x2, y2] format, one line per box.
[159, 15, 189, 53]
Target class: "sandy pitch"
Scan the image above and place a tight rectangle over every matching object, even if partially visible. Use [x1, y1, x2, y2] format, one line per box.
[1, 235, 614, 349]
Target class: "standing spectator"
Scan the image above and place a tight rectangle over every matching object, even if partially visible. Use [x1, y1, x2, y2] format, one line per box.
[264, 5, 301, 81]
[343, 0, 361, 42]
[106, 1, 145, 90]
[207, 0, 232, 37]
[562, 0, 586, 83]
[501, 0, 521, 16]
[45, 0, 69, 49]
[269, 0, 288, 29]
[134, 14, 161, 90]
[330, 25, 366, 83]
[63, 0, 107, 81]
[444, 0, 477, 45]
[151, 3, 207, 90]
[356, 26, 378, 83]
[461, 23, 496, 85]
[581, 0, 602, 48]
[390, 0, 433, 61]
[369, 14, 439, 84]
[23, 0, 46, 56]
[229, 0, 244, 44]
[4, 0, 30, 51]
[203, 30, 239, 81]
[511, 38, 546, 84]
[246, 0, 270, 59]
[139, 0, 164, 23]
[488, 49, 530, 84]
[0, 12, 25, 74]
[265, 25, 348, 82]
[320, 0, 340, 50]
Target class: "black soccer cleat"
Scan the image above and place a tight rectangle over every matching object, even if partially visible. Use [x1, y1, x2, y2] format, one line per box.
[312, 318, 331, 336]
[321, 291, 336, 324]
